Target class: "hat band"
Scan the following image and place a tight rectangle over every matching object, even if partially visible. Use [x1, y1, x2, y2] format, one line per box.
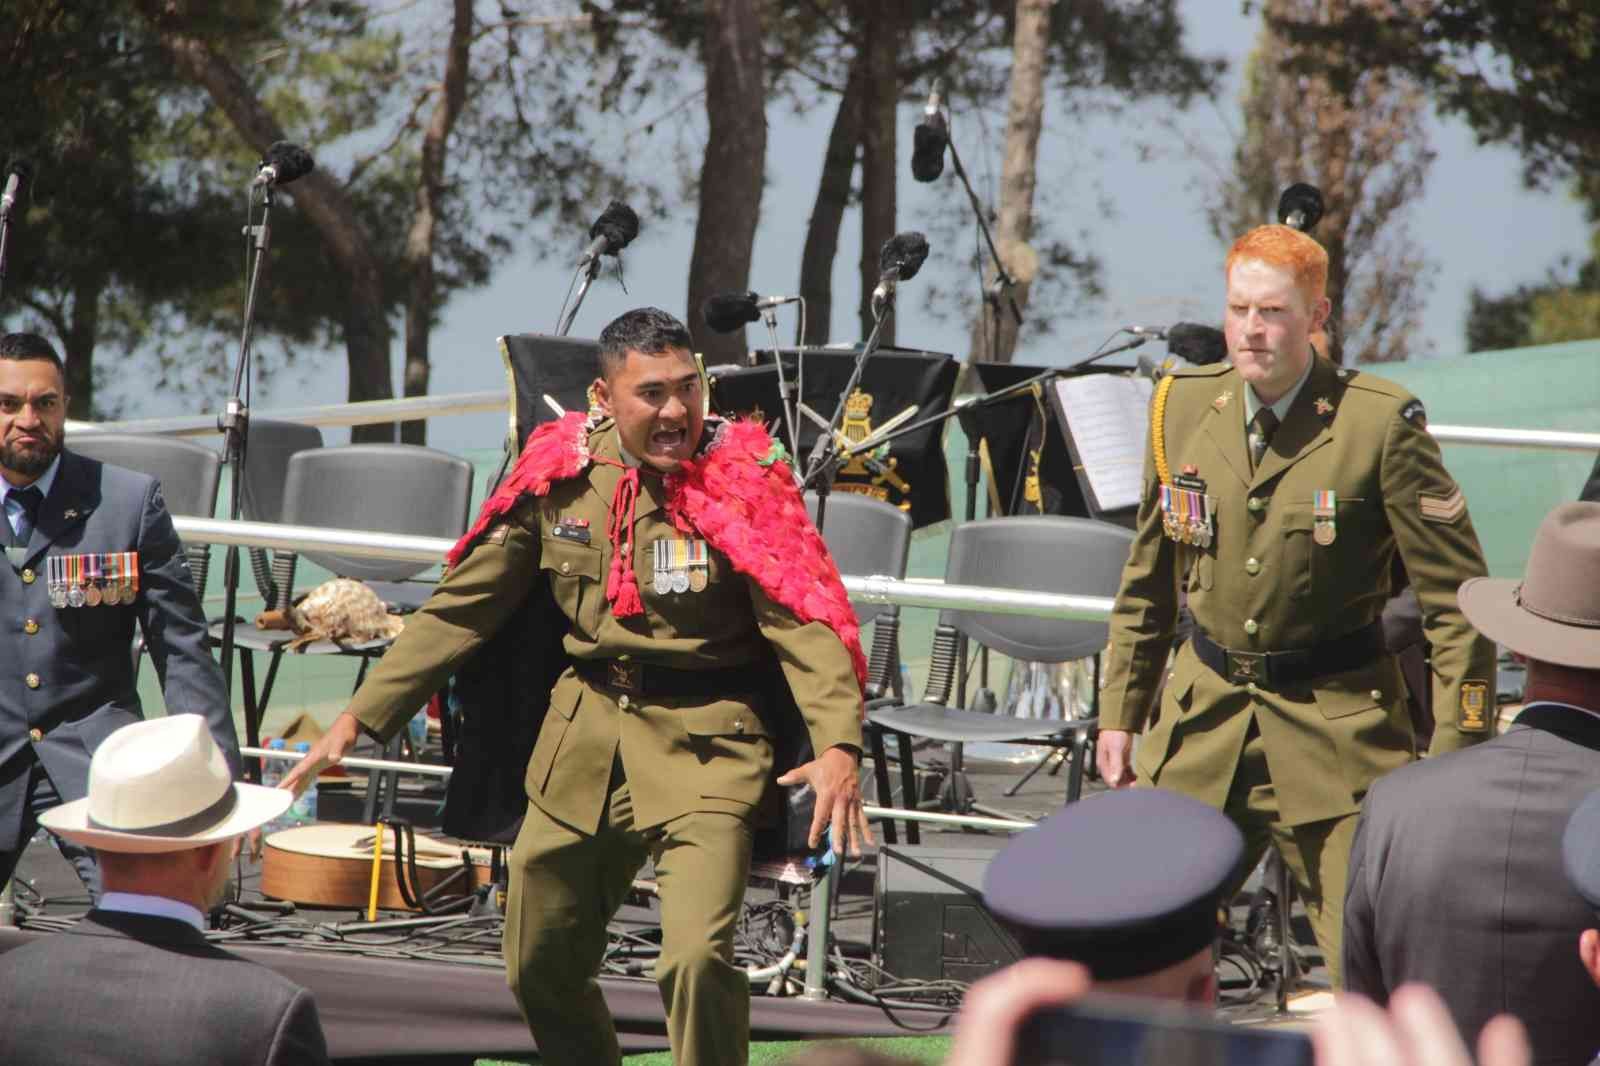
[88, 784, 238, 838]
[1515, 584, 1600, 628]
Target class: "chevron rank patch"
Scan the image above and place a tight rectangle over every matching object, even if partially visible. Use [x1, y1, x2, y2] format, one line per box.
[1419, 487, 1466, 524]
[1459, 681, 1489, 733]
[1401, 399, 1427, 427]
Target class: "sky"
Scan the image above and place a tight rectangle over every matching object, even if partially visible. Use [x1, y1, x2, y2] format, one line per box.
[158, 2, 1593, 455]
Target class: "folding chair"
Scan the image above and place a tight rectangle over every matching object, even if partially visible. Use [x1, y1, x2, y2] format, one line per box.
[804, 492, 914, 841]
[67, 433, 223, 678]
[866, 516, 1132, 837]
[225, 443, 474, 749]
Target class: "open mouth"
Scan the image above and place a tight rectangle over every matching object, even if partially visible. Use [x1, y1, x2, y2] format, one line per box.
[650, 427, 687, 450]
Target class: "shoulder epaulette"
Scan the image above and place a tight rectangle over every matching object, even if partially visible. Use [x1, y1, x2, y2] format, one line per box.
[1172, 361, 1231, 379]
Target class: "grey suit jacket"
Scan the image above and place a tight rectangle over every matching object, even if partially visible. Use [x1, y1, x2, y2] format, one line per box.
[1344, 703, 1600, 1066]
[0, 450, 238, 852]
[0, 909, 329, 1065]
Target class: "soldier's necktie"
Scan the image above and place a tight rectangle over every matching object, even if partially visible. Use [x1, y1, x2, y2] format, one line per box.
[7, 485, 44, 546]
[1248, 408, 1280, 472]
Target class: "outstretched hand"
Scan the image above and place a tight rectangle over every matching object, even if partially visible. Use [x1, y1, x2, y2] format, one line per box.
[776, 745, 873, 858]
[277, 712, 363, 796]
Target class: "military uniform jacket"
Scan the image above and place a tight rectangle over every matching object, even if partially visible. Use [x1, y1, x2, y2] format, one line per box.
[348, 422, 863, 837]
[1100, 357, 1497, 826]
[0, 451, 238, 853]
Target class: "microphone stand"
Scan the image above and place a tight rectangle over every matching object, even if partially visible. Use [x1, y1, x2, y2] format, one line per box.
[0, 193, 16, 305]
[942, 136, 1023, 361]
[756, 306, 802, 462]
[217, 184, 280, 779]
[818, 333, 1148, 711]
[802, 287, 897, 536]
[555, 254, 601, 338]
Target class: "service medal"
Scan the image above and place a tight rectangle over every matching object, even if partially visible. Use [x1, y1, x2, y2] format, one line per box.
[670, 570, 690, 594]
[67, 585, 86, 608]
[688, 568, 708, 592]
[1313, 489, 1337, 546]
[653, 570, 672, 595]
[103, 582, 121, 606]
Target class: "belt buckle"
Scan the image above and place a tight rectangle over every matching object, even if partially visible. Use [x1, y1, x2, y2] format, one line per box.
[607, 660, 642, 694]
[1226, 651, 1267, 688]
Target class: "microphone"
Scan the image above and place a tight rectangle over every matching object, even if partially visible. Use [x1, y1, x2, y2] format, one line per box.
[1166, 322, 1227, 365]
[1, 159, 33, 219]
[1123, 323, 1228, 365]
[701, 291, 801, 334]
[1277, 182, 1324, 233]
[910, 80, 947, 183]
[251, 142, 315, 188]
[579, 200, 640, 267]
[871, 231, 930, 307]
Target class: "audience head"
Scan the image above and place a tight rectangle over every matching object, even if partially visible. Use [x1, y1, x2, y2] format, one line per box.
[983, 788, 1242, 1003]
[1460, 501, 1600, 702]
[1562, 790, 1600, 990]
[39, 715, 289, 911]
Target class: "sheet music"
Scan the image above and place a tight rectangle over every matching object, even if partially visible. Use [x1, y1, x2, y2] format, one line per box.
[1052, 373, 1153, 512]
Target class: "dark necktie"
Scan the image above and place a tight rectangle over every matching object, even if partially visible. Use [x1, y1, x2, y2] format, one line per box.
[8, 485, 44, 546]
[1248, 408, 1280, 472]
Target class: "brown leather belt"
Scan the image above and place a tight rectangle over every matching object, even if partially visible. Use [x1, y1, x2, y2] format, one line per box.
[1191, 620, 1385, 692]
[571, 657, 756, 700]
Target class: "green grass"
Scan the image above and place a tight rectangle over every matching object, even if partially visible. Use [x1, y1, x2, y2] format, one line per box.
[476, 1035, 953, 1065]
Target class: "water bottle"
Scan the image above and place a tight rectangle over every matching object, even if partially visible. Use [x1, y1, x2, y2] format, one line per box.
[288, 742, 317, 825]
[261, 739, 289, 835]
[407, 708, 428, 754]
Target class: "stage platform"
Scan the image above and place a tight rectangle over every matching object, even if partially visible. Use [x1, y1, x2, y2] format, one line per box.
[0, 742, 1329, 1064]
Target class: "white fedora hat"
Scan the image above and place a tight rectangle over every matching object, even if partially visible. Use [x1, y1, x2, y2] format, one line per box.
[39, 715, 291, 853]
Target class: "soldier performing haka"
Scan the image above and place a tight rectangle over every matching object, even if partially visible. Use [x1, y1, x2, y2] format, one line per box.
[284, 307, 870, 1066]
[1094, 224, 1496, 987]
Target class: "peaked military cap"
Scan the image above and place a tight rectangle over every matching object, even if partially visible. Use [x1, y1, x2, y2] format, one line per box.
[983, 788, 1243, 980]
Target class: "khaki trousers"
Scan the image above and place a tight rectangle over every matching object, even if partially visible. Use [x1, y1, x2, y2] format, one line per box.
[1142, 716, 1359, 988]
[504, 763, 753, 1066]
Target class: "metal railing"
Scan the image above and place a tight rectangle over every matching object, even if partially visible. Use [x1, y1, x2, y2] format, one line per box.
[65, 390, 1600, 455]
[240, 746, 1037, 833]
[170, 517, 1117, 621]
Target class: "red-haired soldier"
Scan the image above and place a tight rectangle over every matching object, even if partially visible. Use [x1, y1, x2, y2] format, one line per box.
[1094, 224, 1496, 986]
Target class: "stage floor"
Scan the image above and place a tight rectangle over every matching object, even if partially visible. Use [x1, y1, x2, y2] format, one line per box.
[0, 743, 1328, 1063]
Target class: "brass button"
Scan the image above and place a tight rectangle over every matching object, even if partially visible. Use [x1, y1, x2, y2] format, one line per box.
[734, 718, 745, 733]
[23, 619, 39, 635]
[28, 727, 42, 742]
[560, 561, 571, 574]
[1245, 682, 1259, 696]
[24, 673, 41, 689]
[1370, 689, 1384, 701]
[1247, 497, 1265, 513]
[1244, 558, 1261, 575]
[618, 694, 631, 710]
[1243, 619, 1259, 636]
[20, 568, 35, 584]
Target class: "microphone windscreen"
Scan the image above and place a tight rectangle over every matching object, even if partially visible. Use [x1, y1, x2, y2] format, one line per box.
[6, 158, 34, 184]
[1276, 182, 1324, 232]
[1166, 322, 1227, 365]
[590, 200, 640, 253]
[262, 142, 315, 185]
[879, 231, 930, 281]
[911, 122, 947, 183]
[701, 292, 761, 334]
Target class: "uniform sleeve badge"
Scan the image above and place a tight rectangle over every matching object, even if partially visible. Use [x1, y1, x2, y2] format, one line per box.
[1418, 487, 1466, 524]
[1458, 680, 1489, 733]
